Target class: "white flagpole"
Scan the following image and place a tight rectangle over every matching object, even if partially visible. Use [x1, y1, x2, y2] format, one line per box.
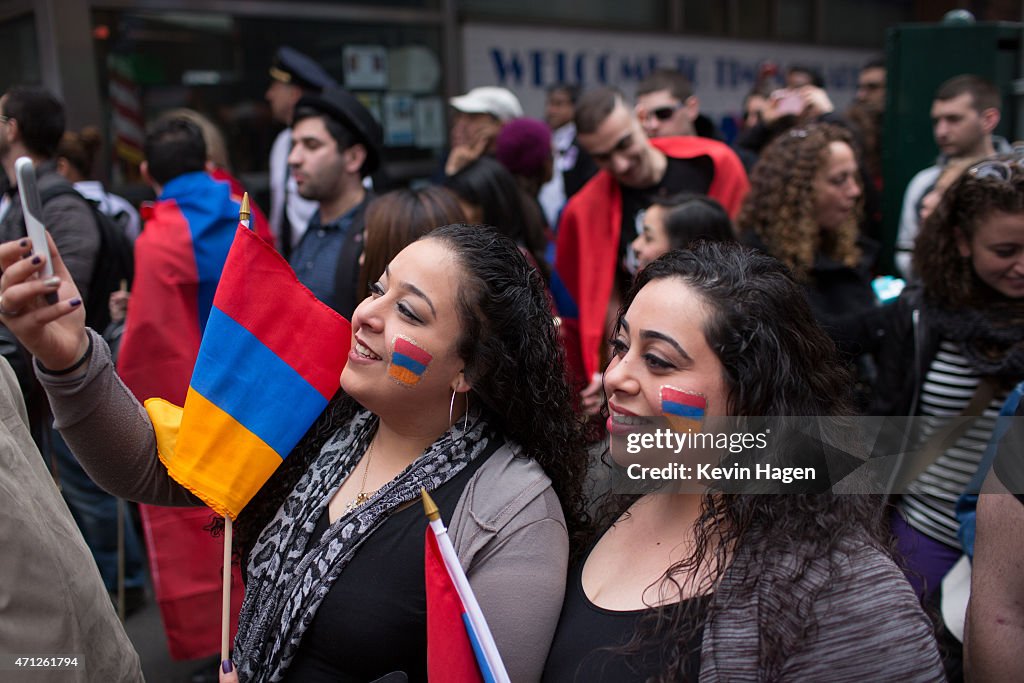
[422, 489, 511, 683]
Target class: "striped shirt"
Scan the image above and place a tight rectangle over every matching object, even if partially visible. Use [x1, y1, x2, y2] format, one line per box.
[900, 340, 1007, 548]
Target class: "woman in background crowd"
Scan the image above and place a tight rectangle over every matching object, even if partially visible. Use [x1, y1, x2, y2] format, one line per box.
[736, 123, 876, 344]
[631, 193, 734, 271]
[356, 186, 466, 301]
[444, 155, 551, 282]
[869, 157, 1024, 603]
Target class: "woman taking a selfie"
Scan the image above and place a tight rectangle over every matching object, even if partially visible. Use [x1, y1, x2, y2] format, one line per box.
[0, 224, 589, 682]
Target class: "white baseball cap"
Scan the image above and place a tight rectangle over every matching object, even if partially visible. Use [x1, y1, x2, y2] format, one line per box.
[449, 86, 523, 122]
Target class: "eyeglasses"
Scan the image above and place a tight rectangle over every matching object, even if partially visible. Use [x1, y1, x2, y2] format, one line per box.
[640, 104, 684, 122]
[967, 158, 1024, 182]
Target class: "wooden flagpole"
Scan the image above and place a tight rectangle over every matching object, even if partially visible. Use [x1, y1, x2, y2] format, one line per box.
[222, 193, 250, 664]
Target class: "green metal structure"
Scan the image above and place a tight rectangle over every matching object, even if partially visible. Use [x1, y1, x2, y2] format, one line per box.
[881, 20, 1022, 274]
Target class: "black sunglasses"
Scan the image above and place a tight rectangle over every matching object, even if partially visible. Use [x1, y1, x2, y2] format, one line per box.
[642, 104, 683, 121]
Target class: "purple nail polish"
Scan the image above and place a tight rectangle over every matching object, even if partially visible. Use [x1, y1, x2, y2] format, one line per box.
[31, 255, 41, 265]
[69, 298, 82, 307]
[222, 659, 233, 673]
[18, 239, 28, 247]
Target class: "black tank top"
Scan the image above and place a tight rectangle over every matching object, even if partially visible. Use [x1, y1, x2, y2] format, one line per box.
[283, 440, 495, 682]
[542, 547, 708, 682]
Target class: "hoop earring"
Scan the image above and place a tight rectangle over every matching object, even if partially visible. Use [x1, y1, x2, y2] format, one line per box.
[448, 390, 470, 433]
[448, 389, 471, 444]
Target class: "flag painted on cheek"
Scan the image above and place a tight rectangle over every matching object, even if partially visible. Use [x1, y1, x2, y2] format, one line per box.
[388, 335, 433, 387]
[661, 386, 707, 433]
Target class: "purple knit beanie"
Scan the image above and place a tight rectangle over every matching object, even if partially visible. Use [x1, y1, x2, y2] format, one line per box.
[495, 117, 552, 178]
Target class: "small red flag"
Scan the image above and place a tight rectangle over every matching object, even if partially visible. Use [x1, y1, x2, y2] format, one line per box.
[425, 529, 484, 682]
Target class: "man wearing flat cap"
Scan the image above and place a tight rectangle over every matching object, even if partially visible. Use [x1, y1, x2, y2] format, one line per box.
[266, 46, 337, 259]
[443, 85, 523, 176]
[288, 86, 382, 319]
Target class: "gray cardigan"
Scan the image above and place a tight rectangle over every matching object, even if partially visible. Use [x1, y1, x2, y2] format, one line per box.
[38, 330, 567, 682]
[701, 539, 946, 681]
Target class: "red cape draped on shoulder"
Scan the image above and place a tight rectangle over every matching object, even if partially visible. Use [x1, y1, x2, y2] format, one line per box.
[555, 136, 749, 385]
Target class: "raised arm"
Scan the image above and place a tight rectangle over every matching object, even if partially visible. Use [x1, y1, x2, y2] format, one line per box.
[0, 234, 198, 506]
[39, 328, 200, 506]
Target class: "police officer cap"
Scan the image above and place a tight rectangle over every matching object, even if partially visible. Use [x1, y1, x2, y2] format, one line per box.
[296, 86, 383, 176]
[269, 46, 337, 92]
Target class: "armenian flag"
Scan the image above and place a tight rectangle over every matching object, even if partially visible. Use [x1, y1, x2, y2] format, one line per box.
[145, 225, 351, 520]
[661, 386, 707, 433]
[388, 335, 432, 386]
[423, 490, 510, 683]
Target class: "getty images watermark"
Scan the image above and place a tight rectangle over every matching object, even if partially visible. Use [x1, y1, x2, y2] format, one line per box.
[622, 427, 817, 485]
[603, 415, 1024, 495]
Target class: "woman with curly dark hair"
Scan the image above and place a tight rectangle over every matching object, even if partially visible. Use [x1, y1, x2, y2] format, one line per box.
[0, 225, 590, 682]
[542, 242, 944, 682]
[869, 157, 1024, 604]
[736, 123, 877, 342]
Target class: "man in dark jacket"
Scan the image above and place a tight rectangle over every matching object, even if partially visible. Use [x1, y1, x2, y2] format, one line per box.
[288, 86, 382, 319]
[0, 86, 99, 302]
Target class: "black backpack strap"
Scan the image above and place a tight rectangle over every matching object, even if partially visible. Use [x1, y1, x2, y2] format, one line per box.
[39, 182, 88, 206]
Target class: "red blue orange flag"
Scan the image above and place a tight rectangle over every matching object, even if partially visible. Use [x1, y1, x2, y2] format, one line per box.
[388, 336, 432, 386]
[145, 225, 351, 519]
[423, 490, 510, 683]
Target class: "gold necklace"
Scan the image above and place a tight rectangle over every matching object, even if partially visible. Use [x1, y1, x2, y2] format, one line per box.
[345, 439, 376, 514]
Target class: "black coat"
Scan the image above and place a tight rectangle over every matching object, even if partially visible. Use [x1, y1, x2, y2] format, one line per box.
[332, 195, 372, 321]
[858, 284, 942, 416]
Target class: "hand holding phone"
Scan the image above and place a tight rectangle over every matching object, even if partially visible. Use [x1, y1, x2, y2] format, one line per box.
[771, 89, 804, 117]
[15, 156, 59, 304]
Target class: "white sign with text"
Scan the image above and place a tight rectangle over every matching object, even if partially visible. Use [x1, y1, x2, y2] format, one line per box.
[463, 23, 876, 133]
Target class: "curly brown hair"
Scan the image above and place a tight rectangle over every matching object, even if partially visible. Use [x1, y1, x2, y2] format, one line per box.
[736, 123, 863, 279]
[914, 158, 1024, 309]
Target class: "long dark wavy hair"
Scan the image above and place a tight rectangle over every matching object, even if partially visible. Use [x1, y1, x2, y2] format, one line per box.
[597, 243, 888, 681]
[444, 156, 551, 281]
[736, 123, 863, 279]
[915, 158, 1024, 309]
[221, 224, 590, 562]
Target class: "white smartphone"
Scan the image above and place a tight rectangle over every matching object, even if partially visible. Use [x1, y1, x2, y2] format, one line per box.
[15, 156, 58, 303]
